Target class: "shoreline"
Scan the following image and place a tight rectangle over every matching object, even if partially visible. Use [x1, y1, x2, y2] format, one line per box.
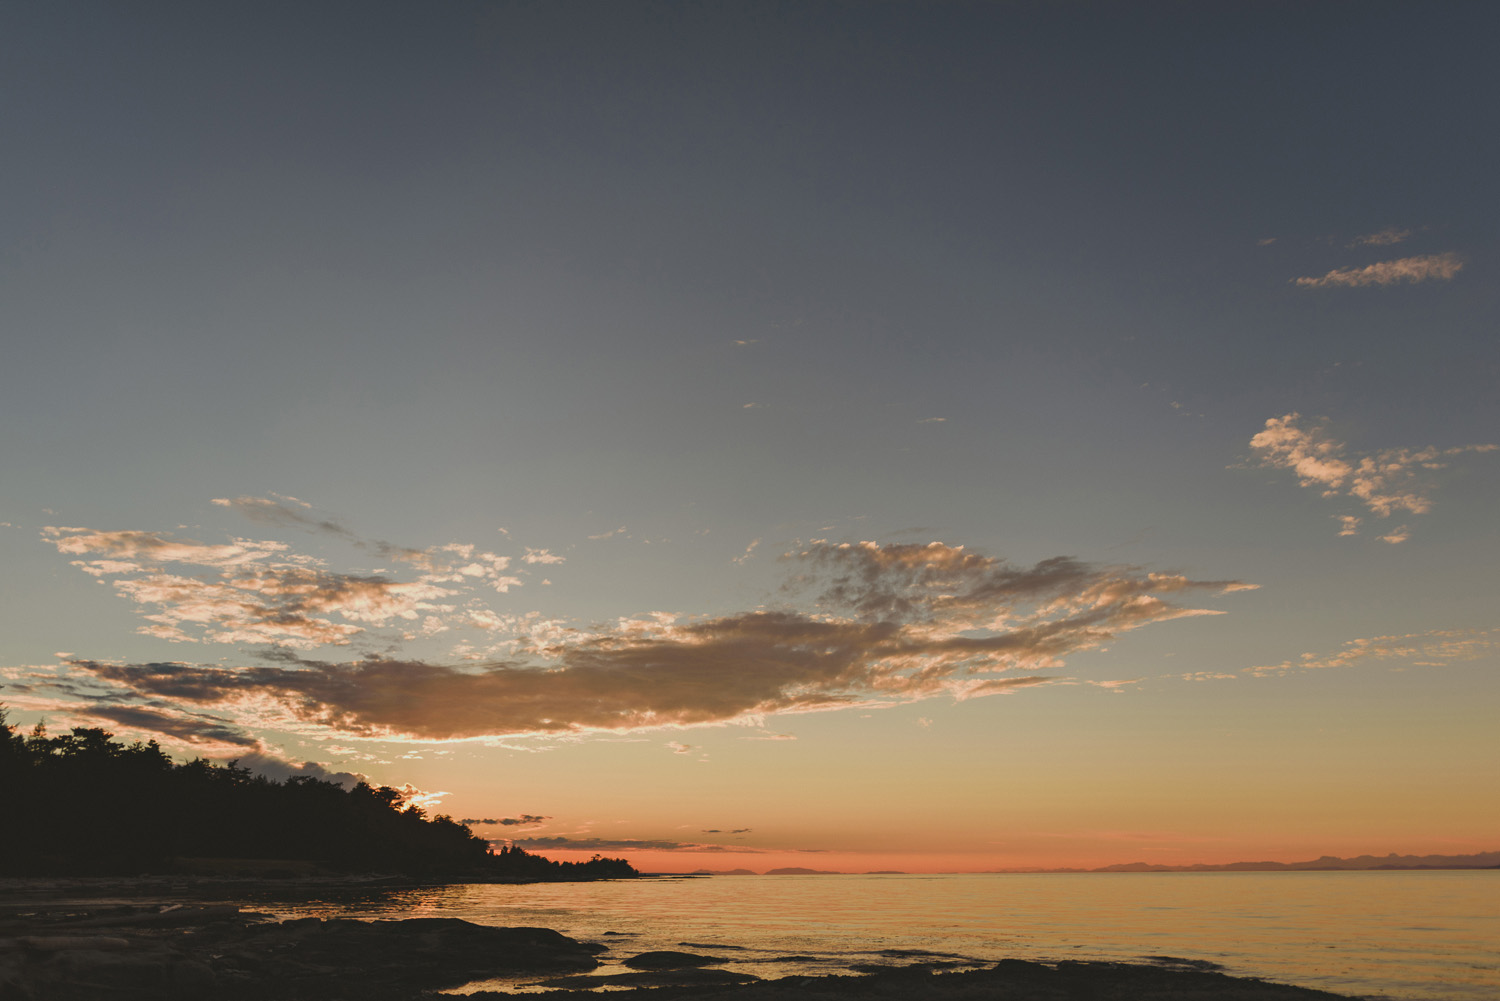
[0, 894, 1364, 1001]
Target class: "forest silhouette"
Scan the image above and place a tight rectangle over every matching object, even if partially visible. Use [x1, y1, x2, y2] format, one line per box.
[0, 709, 635, 880]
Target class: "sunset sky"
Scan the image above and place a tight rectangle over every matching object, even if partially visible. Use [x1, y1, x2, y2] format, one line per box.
[2, 2, 1496, 873]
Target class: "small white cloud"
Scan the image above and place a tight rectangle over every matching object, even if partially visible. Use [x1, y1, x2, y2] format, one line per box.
[1379, 526, 1411, 545]
[742, 402, 764, 409]
[667, 741, 694, 754]
[588, 526, 627, 541]
[1336, 515, 1361, 537]
[522, 547, 565, 565]
[918, 417, 947, 424]
[732, 539, 761, 565]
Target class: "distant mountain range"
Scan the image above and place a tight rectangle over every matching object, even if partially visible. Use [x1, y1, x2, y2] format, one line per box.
[1027, 851, 1500, 873]
[687, 851, 1499, 877]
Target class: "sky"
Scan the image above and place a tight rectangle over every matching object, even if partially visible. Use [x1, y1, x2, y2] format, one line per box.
[1, 1, 1496, 873]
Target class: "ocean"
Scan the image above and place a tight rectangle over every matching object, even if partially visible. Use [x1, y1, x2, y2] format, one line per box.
[243, 870, 1499, 1000]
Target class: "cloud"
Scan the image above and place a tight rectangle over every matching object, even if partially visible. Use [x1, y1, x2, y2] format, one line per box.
[702, 828, 752, 834]
[522, 548, 565, 565]
[1249, 629, 1496, 676]
[65, 541, 1249, 741]
[732, 539, 761, 565]
[666, 741, 695, 754]
[1379, 526, 1411, 545]
[1249, 413, 1496, 532]
[1347, 227, 1411, 248]
[230, 751, 366, 789]
[918, 417, 947, 424]
[507, 836, 766, 854]
[1292, 252, 1462, 288]
[42, 512, 549, 647]
[45, 526, 288, 569]
[460, 815, 548, 827]
[0, 685, 366, 786]
[588, 526, 627, 540]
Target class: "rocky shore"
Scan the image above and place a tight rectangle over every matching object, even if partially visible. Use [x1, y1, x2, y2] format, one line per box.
[0, 900, 1362, 1001]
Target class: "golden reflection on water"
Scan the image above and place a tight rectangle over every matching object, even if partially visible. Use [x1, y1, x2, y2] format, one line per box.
[255, 871, 1498, 1001]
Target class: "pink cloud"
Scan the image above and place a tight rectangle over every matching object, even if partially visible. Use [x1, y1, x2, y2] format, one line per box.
[1249, 629, 1496, 677]
[1292, 252, 1462, 288]
[1249, 414, 1496, 534]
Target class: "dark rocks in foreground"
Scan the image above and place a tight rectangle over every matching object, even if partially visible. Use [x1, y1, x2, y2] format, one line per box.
[623, 949, 732, 969]
[0, 909, 600, 1000]
[0, 905, 1364, 1001]
[493, 960, 1361, 1001]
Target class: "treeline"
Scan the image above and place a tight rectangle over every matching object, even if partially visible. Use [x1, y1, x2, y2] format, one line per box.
[0, 713, 635, 880]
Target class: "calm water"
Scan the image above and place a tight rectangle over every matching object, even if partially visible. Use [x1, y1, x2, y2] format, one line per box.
[241, 871, 1496, 1000]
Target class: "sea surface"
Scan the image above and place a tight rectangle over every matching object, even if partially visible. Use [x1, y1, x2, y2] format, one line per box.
[238, 870, 1498, 1000]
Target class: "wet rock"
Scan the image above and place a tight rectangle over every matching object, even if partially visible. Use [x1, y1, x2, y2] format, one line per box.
[623, 948, 730, 969]
[536, 968, 762, 989]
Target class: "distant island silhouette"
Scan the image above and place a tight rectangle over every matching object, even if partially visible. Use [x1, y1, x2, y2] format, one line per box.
[689, 853, 1497, 877]
[1010, 851, 1500, 873]
[0, 713, 635, 881]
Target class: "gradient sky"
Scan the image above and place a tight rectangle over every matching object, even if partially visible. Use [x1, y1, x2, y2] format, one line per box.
[2, 1, 1496, 873]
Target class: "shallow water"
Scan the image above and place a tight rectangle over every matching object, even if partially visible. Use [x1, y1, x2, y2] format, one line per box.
[239, 870, 1498, 1000]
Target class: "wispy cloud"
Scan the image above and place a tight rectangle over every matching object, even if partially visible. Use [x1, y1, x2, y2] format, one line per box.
[1292, 252, 1462, 288]
[506, 836, 771, 853]
[1347, 227, 1412, 248]
[732, 539, 761, 565]
[1249, 413, 1496, 536]
[460, 815, 548, 827]
[62, 541, 1250, 742]
[42, 506, 548, 647]
[1249, 629, 1496, 676]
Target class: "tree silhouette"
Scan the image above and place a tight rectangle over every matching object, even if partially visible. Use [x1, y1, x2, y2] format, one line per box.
[0, 710, 636, 880]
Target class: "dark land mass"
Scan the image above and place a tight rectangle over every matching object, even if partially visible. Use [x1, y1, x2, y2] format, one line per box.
[0, 717, 635, 882]
[0, 904, 1365, 1001]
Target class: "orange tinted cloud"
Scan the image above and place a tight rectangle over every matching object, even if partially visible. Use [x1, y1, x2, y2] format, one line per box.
[1292, 252, 1462, 288]
[1249, 628, 1496, 676]
[66, 541, 1249, 741]
[1249, 413, 1496, 534]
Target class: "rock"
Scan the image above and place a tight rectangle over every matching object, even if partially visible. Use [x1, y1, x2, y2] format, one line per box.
[623, 949, 733, 969]
[536, 968, 762, 989]
[207, 917, 602, 996]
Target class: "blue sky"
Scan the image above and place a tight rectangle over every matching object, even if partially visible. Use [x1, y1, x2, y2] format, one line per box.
[1, 1, 1496, 870]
